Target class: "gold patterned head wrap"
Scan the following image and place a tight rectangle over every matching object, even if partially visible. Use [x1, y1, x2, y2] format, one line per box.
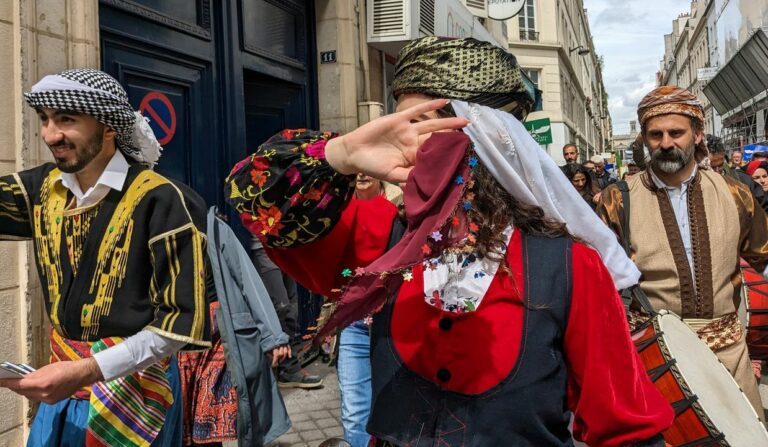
[392, 37, 536, 120]
[637, 86, 705, 128]
[638, 85, 707, 162]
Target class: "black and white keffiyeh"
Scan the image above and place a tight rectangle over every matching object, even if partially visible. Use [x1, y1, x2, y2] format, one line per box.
[24, 68, 161, 167]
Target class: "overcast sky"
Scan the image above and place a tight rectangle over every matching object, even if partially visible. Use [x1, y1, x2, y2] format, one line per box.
[583, 0, 691, 135]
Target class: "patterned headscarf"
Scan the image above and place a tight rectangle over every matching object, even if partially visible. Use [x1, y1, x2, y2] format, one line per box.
[637, 85, 707, 162]
[24, 68, 162, 167]
[637, 86, 705, 128]
[392, 37, 537, 120]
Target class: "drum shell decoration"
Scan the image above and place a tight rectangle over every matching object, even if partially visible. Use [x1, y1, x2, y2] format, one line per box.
[740, 259, 768, 360]
[632, 319, 720, 445]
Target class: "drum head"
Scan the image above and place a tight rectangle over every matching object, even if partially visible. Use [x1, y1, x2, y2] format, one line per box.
[659, 313, 768, 445]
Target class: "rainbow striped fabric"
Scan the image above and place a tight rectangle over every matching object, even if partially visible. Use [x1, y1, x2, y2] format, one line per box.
[50, 330, 174, 447]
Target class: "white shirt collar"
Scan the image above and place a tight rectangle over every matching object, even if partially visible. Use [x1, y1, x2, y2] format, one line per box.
[58, 150, 130, 206]
[649, 164, 697, 191]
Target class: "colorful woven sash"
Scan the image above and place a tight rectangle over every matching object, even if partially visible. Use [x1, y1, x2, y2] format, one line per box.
[50, 329, 174, 447]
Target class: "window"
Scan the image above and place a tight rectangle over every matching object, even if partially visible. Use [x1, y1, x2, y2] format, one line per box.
[524, 69, 541, 90]
[519, 0, 536, 40]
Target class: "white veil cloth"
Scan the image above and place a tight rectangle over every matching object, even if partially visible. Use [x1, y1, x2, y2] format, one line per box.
[453, 101, 640, 290]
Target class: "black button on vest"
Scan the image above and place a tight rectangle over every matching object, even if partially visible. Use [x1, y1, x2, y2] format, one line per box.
[438, 317, 452, 331]
[436, 368, 451, 382]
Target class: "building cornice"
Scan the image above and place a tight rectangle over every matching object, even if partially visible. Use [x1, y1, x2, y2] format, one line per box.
[507, 41, 561, 51]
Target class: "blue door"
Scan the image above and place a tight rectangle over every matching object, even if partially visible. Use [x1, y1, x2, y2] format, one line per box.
[99, 0, 317, 211]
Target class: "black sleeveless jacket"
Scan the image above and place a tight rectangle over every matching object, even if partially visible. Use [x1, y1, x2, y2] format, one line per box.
[367, 221, 574, 446]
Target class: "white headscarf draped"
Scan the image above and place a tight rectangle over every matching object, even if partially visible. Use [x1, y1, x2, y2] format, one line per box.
[453, 101, 640, 289]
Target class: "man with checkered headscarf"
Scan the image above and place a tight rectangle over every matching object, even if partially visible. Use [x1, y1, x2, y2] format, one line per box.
[0, 68, 211, 446]
[597, 85, 768, 417]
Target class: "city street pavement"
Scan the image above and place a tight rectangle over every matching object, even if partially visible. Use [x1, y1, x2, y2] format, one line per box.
[253, 360, 344, 447]
[224, 360, 343, 447]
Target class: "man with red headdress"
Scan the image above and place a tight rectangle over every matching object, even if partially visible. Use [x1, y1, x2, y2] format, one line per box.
[597, 85, 768, 416]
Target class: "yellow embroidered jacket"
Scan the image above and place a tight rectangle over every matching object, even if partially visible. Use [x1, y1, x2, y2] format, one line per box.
[0, 163, 210, 347]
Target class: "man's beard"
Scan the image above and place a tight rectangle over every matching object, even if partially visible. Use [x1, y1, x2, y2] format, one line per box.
[565, 159, 576, 165]
[648, 141, 694, 174]
[49, 127, 105, 173]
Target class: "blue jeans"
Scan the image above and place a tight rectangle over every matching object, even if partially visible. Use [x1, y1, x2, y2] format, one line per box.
[337, 321, 372, 447]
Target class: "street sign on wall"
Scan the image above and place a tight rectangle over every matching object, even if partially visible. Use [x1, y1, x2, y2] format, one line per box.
[697, 66, 718, 81]
[524, 117, 553, 145]
[488, 0, 526, 20]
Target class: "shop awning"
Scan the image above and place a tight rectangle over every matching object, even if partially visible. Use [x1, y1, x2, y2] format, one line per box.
[704, 29, 768, 116]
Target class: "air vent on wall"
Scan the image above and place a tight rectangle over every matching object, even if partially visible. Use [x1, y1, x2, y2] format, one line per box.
[420, 0, 435, 35]
[372, 0, 406, 35]
[368, 0, 438, 55]
[464, 0, 487, 17]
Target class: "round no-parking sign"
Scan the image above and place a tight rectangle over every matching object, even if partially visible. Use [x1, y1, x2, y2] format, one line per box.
[139, 91, 177, 145]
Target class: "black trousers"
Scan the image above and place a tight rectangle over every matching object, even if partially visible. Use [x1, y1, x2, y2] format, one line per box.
[251, 243, 301, 375]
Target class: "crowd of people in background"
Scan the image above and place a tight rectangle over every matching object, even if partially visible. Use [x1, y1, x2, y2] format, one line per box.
[560, 139, 767, 216]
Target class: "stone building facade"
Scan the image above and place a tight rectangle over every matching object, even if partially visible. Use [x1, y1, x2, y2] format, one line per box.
[506, 0, 612, 165]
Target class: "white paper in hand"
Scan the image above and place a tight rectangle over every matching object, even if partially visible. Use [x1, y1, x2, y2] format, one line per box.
[0, 362, 34, 379]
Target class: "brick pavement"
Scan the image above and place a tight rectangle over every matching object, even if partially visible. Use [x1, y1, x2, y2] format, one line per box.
[268, 360, 345, 447]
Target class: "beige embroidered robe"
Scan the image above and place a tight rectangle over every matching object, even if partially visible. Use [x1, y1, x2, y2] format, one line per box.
[597, 168, 768, 416]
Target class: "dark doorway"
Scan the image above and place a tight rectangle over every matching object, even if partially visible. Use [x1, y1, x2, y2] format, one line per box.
[99, 0, 318, 211]
[243, 71, 307, 151]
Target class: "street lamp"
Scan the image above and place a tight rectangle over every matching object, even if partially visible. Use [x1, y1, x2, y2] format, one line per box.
[569, 45, 590, 56]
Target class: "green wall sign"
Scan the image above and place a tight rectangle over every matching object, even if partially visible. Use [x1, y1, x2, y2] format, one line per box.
[524, 117, 553, 145]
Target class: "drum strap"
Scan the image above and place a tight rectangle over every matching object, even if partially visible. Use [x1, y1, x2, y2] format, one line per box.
[617, 180, 657, 316]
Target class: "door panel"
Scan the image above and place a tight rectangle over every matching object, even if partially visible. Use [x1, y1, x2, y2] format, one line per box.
[100, 34, 218, 204]
[244, 71, 307, 150]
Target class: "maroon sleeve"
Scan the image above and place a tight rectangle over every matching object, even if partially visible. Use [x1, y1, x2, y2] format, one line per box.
[565, 243, 674, 447]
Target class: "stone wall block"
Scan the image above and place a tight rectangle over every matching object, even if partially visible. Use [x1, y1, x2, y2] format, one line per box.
[0, 23, 16, 162]
[0, 287, 23, 435]
[66, 0, 98, 44]
[318, 65, 342, 117]
[0, 0, 12, 22]
[0, 389, 22, 435]
[334, 19, 355, 64]
[36, 35, 68, 78]
[335, 0, 354, 21]
[69, 42, 99, 68]
[34, 0, 67, 37]
[0, 289, 21, 362]
[0, 427, 23, 447]
[315, 0, 338, 22]
[0, 243, 20, 291]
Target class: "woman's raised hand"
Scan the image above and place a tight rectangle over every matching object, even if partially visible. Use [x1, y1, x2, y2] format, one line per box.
[325, 99, 470, 183]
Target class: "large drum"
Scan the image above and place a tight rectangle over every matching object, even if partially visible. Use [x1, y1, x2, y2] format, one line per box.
[740, 259, 768, 360]
[632, 311, 768, 446]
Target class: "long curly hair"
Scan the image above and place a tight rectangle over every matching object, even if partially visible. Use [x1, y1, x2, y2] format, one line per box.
[436, 104, 568, 263]
[469, 160, 569, 264]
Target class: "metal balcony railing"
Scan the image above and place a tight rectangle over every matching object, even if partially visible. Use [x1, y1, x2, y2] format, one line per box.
[519, 30, 539, 41]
